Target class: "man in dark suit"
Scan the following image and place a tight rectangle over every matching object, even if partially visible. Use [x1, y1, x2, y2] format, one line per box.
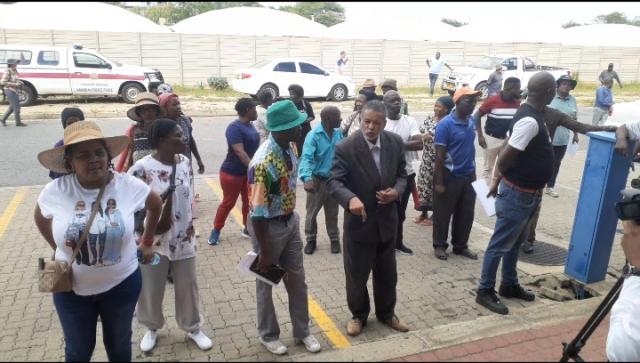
[328, 100, 409, 337]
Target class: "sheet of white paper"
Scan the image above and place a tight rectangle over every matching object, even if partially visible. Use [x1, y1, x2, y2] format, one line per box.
[237, 251, 281, 287]
[567, 141, 579, 157]
[471, 180, 496, 217]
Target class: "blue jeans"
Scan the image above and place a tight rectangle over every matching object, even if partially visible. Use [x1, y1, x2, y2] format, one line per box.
[53, 268, 141, 362]
[429, 73, 439, 95]
[478, 181, 542, 290]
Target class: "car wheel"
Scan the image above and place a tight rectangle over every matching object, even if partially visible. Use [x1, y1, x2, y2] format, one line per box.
[18, 85, 35, 106]
[121, 83, 144, 103]
[330, 84, 348, 102]
[258, 83, 279, 100]
[475, 82, 489, 100]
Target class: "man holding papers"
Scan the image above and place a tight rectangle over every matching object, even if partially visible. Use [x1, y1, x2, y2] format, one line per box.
[432, 87, 482, 261]
[246, 100, 321, 355]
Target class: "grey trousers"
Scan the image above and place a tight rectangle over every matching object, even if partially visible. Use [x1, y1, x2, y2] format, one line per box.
[304, 177, 340, 243]
[137, 255, 202, 333]
[247, 212, 310, 341]
[592, 107, 608, 126]
[1, 90, 21, 125]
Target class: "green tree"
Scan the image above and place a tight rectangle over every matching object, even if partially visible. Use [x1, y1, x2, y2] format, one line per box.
[279, 2, 346, 27]
[594, 11, 630, 24]
[441, 18, 467, 27]
[561, 20, 582, 28]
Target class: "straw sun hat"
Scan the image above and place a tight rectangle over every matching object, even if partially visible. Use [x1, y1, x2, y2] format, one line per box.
[37, 121, 129, 174]
[126, 92, 162, 122]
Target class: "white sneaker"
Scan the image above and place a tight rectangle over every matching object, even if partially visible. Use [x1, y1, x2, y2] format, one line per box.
[140, 329, 157, 352]
[259, 337, 288, 355]
[295, 334, 321, 353]
[546, 187, 559, 198]
[187, 330, 213, 350]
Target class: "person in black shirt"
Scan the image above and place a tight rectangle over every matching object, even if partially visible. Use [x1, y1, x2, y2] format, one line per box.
[288, 84, 315, 155]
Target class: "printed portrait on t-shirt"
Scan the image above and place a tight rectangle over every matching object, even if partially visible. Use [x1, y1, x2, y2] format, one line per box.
[65, 200, 90, 266]
[103, 198, 125, 265]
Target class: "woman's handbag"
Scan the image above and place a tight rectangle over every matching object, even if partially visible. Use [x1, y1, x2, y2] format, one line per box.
[133, 160, 177, 237]
[37, 179, 108, 293]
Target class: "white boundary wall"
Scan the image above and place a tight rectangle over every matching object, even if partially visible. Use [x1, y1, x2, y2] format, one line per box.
[2, 28, 638, 88]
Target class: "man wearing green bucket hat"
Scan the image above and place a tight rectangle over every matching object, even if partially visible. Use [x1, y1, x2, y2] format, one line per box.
[245, 100, 321, 355]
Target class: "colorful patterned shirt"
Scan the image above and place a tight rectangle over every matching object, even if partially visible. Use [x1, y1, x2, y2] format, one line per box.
[248, 135, 298, 220]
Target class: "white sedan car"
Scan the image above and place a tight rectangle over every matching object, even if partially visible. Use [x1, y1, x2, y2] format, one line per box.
[231, 58, 355, 102]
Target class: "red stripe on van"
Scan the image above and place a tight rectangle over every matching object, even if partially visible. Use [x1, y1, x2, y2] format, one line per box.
[11, 72, 145, 81]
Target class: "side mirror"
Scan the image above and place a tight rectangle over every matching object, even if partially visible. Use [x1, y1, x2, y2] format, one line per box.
[106, 63, 112, 70]
[324, 72, 329, 76]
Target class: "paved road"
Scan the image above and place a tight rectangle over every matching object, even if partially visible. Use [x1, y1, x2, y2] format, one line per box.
[0, 107, 597, 187]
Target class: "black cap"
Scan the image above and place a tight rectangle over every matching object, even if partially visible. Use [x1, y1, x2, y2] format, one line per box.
[6, 59, 18, 65]
[556, 75, 577, 90]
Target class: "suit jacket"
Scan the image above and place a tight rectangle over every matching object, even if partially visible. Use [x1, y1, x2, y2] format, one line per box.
[328, 130, 407, 244]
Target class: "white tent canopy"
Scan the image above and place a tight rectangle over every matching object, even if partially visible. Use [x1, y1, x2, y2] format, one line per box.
[325, 19, 456, 41]
[0, 2, 171, 33]
[447, 23, 565, 44]
[559, 24, 640, 47]
[171, 7, 327, 37]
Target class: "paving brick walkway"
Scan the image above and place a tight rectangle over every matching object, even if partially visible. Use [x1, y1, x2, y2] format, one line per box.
[392, 316, 609, 362]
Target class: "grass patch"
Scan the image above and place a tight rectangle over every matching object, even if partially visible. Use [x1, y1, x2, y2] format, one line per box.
[172, 85, 244, 98]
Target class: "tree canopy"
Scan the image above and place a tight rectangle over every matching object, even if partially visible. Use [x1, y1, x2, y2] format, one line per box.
[278, 2, 346, 27]
[441, 18, 467, 27]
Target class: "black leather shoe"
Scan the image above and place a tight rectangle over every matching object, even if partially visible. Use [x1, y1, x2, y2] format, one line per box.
[453, 248, 478, 260]
[521, 241, 534, 254]
[330, 240, 341, 254]
[476, 288, 509, 315]
[304, 241, 316, 255]
[499, 284, 535, 301]
[434, 247, 448, 260]
[395, 244, 413, 256]
[16, 122, 27, 127]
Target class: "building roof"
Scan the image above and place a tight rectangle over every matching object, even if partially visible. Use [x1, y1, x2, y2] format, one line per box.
[0, 2, 171, 33]
[171, 6, 327, 37]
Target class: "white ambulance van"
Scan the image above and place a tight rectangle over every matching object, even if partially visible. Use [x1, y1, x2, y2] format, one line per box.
[0, 44, 164, 106]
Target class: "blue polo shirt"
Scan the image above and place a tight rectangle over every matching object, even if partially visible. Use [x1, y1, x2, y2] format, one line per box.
[434, 112, 476, 177]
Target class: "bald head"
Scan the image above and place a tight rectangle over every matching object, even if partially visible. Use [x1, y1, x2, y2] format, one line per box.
[526, 72, 556, 107]
[320, 105, 342, 129]
[382, 90, 402, 119]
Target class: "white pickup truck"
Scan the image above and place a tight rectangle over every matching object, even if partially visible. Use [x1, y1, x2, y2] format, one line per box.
[441, 54, 570, 99]
[0, 44, 164, 106]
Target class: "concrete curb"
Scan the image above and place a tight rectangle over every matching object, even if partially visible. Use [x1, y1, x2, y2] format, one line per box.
[292, 288, 609, 362]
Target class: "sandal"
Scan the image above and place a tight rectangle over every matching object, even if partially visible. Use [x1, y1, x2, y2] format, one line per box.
[434, 248, 448, 260]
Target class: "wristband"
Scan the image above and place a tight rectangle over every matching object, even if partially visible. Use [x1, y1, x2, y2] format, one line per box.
[140, 236, 154, 247]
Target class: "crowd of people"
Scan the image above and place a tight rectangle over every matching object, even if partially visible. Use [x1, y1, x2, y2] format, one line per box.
[28, 52, 634, 361]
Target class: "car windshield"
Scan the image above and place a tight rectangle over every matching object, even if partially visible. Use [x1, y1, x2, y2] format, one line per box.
[250, 60, 271, 69]
[470, 56, 502, 70]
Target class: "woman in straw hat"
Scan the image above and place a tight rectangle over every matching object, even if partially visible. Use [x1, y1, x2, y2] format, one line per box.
[115, 92, 163, 172]
[129, 118, 213, 353]
[34, 120, 163, 362]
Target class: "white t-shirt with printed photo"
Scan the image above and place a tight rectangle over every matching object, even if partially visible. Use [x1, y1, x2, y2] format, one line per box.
[37, 172, 150, 296]
[386, 115, 421, 175]
[129, 154, 197, 261]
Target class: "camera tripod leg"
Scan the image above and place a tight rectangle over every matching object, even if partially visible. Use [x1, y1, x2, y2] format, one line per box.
[559, 276, 625, 362]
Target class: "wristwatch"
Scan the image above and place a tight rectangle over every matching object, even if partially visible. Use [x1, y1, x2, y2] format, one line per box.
[623, 263, 640, 278]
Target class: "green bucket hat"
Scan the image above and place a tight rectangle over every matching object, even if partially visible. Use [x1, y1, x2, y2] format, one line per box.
[266, 100, 307, 132]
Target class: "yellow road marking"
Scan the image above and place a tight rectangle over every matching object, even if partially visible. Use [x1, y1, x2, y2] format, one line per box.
[0, 188, 27, 239]
[308, 295, 352, 348]
[204, 176, 351, 349]
[205, 177, 244, 226]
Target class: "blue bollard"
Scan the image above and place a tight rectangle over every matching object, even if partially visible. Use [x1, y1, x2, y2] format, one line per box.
[565, 131, 634, 284]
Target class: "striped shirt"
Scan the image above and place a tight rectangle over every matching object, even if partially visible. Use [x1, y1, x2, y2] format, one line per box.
[478, 93, 521, 139]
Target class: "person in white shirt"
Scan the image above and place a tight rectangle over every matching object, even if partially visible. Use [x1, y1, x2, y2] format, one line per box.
[129, 118, 213, 353]
[336, 50, 349, 74]
[34, 120, 163, 362]
[253, 89, 274, 144]
[606, 219, 640, 361]
[426, 51, 453, 97]
[383, 90, 430, 256]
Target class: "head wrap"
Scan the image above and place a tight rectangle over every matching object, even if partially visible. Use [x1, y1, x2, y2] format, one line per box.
[436, 96, 454, 113]
[60, 107, 85, 128]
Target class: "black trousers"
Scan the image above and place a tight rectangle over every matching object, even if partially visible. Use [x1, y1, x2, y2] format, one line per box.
[296, 121, 312, 155]
[343, 233, 397, 324]
[432, 173, 476, 251]
[396, 174, 416, 248]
